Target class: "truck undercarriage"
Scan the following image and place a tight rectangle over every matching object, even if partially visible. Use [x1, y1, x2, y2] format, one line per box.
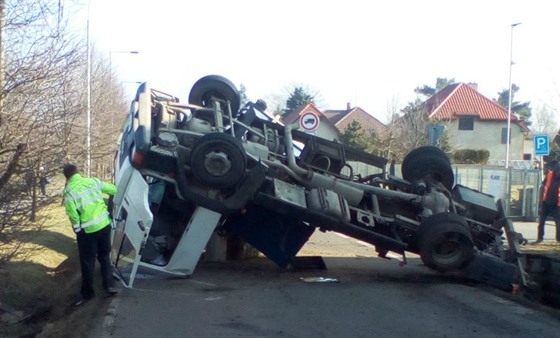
[110, 75, 526, 290]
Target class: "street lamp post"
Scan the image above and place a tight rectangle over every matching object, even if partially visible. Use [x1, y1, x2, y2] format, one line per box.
[505, 22, 521, 169]
[86, 0, 137, 177]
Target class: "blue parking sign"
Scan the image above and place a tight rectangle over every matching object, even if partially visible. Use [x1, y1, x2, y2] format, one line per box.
[534, 134, 550, 156]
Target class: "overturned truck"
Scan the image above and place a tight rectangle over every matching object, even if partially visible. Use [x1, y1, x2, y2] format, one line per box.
[111, 75, 525, 289]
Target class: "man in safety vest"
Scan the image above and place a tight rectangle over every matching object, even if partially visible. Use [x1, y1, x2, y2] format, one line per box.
[536, 160, 560, 243]
[63, 163, 118, 306]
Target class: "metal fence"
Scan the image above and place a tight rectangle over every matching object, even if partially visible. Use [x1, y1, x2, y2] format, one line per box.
[453, 165, 541, 221]
[349, 162, 542, 221]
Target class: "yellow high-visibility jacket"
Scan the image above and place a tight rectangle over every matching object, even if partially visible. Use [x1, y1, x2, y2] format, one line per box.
[64, 174, 117, 233]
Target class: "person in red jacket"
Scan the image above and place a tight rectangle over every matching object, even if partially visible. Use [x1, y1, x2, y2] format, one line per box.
[536, 160, 560, 243]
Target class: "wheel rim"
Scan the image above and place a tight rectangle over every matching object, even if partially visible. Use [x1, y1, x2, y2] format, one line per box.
[190, 133, 246, 188]
[431, 233, 466, 266]
[418, 212, 474, 271]
[203, 150, 233, 177]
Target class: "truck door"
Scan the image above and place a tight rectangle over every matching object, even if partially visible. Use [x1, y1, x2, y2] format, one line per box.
[111, 162, 153, 288]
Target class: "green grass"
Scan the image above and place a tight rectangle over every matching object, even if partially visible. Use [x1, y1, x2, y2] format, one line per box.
[0, 201, 102, 337]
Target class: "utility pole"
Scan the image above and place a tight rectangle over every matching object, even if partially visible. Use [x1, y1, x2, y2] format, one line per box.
[505, 22, 521, 169]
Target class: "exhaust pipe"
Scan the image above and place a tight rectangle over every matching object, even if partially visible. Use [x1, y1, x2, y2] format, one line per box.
[283, 122, 364, 206]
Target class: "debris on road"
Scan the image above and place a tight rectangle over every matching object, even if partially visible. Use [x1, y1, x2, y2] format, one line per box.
[300, 277, 341, 283]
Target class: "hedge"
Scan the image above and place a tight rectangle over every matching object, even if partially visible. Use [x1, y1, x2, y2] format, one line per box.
[453, 149, 490, 164]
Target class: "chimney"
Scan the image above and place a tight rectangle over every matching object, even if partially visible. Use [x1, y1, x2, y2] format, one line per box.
[467, 82, 478, 91]
[347, 102, 352, 110]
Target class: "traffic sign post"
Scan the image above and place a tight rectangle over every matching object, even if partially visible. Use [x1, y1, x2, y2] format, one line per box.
[534, 134, 550, 156]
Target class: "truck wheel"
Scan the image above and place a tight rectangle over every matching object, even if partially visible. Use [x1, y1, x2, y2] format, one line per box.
[190, 133, 247, 189]
[402, 146, 449, 167]
[418, 212, 474, 272]
[189, 75, 241, 116]
[401, 146, 454, 190]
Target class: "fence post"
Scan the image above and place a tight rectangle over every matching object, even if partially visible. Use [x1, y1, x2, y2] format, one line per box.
[506, 166, 512, 215]
[479, 166, 483, 191]
[521, 169, 527, 218]
[534, 169, 542, 221]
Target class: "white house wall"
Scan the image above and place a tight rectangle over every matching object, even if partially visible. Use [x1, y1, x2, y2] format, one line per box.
[445, 119, 526, 161]
[312, 119, 340, 141]
[523, 137, 535, 160]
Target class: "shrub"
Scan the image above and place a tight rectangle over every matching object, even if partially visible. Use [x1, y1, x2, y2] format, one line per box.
[453, 149, 490, 164]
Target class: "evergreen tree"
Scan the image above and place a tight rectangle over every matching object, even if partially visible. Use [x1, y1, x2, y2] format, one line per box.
[414, 77, 456, 97]
[339, 120, 368, 151]
[285, 87, 314, 115]
[494, 84, 532, 124]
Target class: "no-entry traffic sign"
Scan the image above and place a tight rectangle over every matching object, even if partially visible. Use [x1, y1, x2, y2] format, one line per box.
[300, 111, 320, 132]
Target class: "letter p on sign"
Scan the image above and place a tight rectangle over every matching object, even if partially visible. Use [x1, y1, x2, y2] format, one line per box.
[534, 134, 550, 156]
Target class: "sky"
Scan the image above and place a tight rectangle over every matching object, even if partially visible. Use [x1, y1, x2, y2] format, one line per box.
[66, 0, 560, 126]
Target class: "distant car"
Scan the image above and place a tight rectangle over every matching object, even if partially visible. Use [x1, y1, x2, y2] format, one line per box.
[110, 75, 523, 288]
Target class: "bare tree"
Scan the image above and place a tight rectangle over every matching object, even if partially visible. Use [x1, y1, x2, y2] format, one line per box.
[382, 98, 431, 161]
[0, 0, 107, 263]
[531, 104, 559, 135]
[380, 95, 454, 163]
[88, 47, 129, 179]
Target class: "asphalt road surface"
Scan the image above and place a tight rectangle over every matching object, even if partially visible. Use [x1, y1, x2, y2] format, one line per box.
[88, 230, 560, 338]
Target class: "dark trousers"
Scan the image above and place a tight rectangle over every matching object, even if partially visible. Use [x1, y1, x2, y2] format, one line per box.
[76, 225, 114, 299]
[537, 203, 560, 241]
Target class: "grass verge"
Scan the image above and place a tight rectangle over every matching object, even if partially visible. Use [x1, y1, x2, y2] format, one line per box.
[0, 201, 110, 337]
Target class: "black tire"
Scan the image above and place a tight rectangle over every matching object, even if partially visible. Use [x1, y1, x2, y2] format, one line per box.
[401, 146, 454, 190]
[188, 75, 241, 116]
[190, 133, 247, 189]
[418, 212, 474, 272]
[402, 146, 450, 168]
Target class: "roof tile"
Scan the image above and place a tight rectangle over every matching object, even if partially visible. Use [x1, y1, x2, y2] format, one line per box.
[424, 83, 529, 131]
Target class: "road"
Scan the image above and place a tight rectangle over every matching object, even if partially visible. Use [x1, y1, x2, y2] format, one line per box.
[88, 229, 560, 338]
[514, 221, 558, 243]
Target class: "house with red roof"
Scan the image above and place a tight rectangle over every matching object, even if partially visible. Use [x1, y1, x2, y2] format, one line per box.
[281, 102, 387, 142]
[423, 82, 531, 163]
[323, 104, 387, 138]
[280, 103, 340, 141]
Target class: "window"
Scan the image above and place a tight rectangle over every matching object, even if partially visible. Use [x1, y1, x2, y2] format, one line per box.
[523, 153, 532, 161]
[501, 127, 511, 144]
[458, 117, 474, 130]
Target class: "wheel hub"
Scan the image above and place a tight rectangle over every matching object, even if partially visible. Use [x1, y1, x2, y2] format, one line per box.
[203, 151, 232, 177]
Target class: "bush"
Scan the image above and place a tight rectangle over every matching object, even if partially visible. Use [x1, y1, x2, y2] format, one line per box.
[453, 149, 490, 164]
